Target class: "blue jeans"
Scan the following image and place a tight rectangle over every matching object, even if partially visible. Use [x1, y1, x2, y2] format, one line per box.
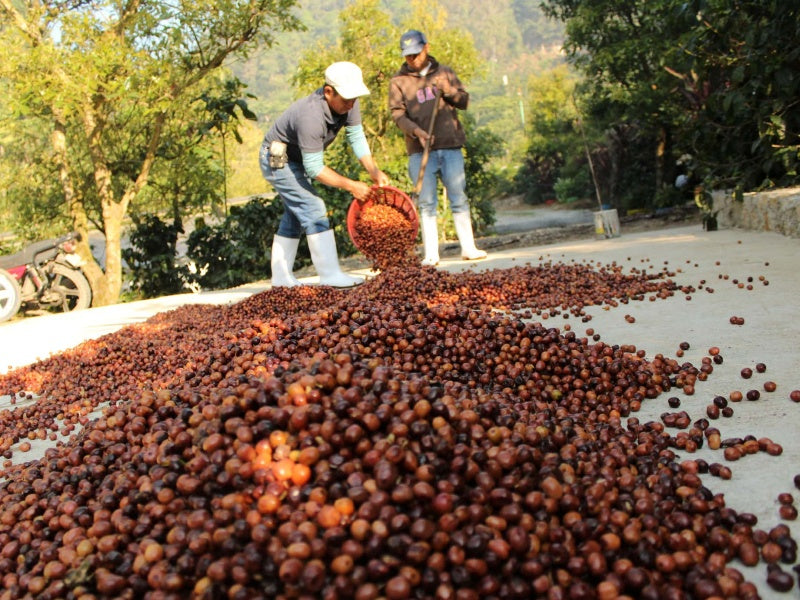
[408, 148, 470, 218]
[259, 143, 330, 238]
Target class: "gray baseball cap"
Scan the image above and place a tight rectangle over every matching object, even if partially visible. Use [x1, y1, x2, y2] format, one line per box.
[400, 30, 427, 56]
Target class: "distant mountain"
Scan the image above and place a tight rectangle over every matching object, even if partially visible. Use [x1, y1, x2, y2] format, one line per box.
[231, 0, 564, 124]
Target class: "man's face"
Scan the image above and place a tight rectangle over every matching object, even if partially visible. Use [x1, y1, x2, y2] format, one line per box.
[324, 86, 357, 115]
[404, 44, 430, 73]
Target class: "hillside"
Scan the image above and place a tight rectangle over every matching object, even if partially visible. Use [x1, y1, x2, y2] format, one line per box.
[230, 0, 564, 135]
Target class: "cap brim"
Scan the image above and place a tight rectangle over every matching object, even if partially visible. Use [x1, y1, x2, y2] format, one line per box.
[336, 83, 370, 100]
[402, 43, 425, 56]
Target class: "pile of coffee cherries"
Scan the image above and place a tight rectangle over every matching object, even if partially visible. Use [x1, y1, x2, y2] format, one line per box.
[0, 260, 795, 599]
[352, 203, 418, 270]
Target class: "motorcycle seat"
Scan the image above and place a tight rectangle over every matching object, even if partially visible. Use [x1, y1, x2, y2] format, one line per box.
[0, 238, 61, 270]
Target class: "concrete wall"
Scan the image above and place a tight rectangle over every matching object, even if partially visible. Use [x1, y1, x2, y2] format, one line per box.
[713, 186, 800, 238]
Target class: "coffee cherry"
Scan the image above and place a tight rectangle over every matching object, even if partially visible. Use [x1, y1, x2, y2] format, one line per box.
[0, 253, 794, 600]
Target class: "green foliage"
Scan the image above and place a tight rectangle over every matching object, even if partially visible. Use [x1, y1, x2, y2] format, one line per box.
[0, 0, 305, 305]
[196, 77, 259, 206]
[653, 185, 686, 211]
[122, 215, 190, 299]
[184, 223, 238, 291]
[197, 79, 259, 144]
[540, 0, 800, 203]
[513, 65, 676, 211]
[579, 118, 660, 212]
[538, 0, 691, 209]
[544, 0, 691, 123]
[553, 171, 591, 205]
[514, 154, 558, 205]
[461, 114, 502, 234]
[184, 196, 305, 290]
[513, 65, 583, 204]
[0, 109, 72, 241]
[134, 143, 224, 223]
[670, 0, 800, 189]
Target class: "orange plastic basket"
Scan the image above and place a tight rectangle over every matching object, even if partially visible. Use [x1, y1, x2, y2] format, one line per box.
[347, 186, 419, 253]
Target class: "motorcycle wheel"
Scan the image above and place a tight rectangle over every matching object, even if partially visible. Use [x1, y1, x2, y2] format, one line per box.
[0, 269, 22, 323]
[50, 265, 92, 312]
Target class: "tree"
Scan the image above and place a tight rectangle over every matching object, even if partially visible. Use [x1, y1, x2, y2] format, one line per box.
[540, 0, 800, 199]
[0, 0, 303, 306]
[514, 65, 582, 204]
[0, 107, 70, 244]
[197, 77, 259, 216]
[666, 0, 800, 189]
[541, 0, 695, 205]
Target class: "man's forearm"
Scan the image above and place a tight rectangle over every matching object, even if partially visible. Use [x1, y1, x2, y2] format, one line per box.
[315, 166, 357, 194]
[359, 155, 381, 181]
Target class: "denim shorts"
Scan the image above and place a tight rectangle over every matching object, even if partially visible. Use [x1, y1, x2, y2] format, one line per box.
[259, 143, 330, 238]
[408, 148, 469, 217]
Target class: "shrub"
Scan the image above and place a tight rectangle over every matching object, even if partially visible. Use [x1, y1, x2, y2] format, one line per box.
[185, 195, 296, 290]
[123, 215, 190, 299]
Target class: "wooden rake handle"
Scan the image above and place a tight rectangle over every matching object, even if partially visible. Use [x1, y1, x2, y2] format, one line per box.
[412, 88, 444, 198]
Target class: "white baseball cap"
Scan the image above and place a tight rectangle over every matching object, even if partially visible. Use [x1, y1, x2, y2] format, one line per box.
[324, 62, 370, 99]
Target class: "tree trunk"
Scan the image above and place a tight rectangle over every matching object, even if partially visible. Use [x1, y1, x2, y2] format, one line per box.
[82, 102, 126, 306]
[80, 104, 164, 306]
[94, 200, 127, 306]
[607, 126, 623, 208]
[51, 115, 104, 302]
[655, 125, 667, 193]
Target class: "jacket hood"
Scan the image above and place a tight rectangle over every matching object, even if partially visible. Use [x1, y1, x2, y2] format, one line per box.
[395, 55, 441, 78]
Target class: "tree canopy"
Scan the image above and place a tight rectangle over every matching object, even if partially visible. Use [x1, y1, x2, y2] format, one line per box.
[0, 0, 303, 304]
[541, 0, 800, 201]
[673, 0, 800, 189]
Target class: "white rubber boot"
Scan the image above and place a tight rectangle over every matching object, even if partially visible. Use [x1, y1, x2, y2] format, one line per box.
[270, 235, 302, 287]
[453, 211, 487, 260]
[420, 214, 440, 266]
[307, 229, 363, 287]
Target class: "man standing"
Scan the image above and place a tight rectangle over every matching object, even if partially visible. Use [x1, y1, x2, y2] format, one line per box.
[259, 61, 389, 287]
[389, 30, 487, 266]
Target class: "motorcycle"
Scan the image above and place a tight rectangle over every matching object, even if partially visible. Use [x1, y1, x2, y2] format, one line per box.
[0, 232, 92, 323]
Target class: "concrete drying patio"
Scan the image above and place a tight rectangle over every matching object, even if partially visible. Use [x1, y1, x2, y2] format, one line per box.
[1, 223, 798, 598]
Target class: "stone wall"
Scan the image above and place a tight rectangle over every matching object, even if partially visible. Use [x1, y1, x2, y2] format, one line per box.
[713, 186, 800, 238]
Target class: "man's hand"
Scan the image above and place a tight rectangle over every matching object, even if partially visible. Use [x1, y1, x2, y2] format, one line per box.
[358, 155, 390, 190]
[372, 170, 390, 187]
[350, 180, 373, 201]
[413, 127, 433, 147]
[434, 77, 454, 97]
